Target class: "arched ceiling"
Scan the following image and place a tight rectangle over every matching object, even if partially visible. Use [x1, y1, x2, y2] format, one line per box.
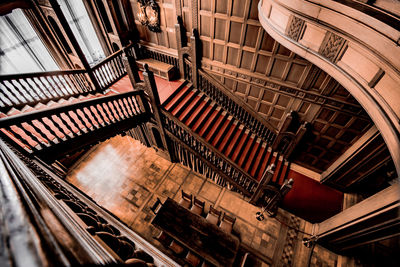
[133, 0, 387, 173]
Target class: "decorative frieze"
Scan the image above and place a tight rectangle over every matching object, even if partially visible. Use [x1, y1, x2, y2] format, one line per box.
[319, 32, 347, 63]
[287, 16, 305, 41]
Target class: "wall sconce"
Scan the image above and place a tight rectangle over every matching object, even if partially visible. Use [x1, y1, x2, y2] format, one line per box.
[137, 0, 161, 32]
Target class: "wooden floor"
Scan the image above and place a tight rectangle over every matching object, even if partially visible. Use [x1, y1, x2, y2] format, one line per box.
[66, 135, 340, 266]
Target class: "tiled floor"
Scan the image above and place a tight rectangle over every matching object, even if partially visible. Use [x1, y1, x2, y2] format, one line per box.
[66, 135, 337, 266]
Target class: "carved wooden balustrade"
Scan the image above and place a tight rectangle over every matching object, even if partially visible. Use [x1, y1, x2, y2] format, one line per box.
[140, 46, 180, 70]
[0, 139, 178, 266]
[91, 45, 131, 90]
[0, 70, 94, 113]
[0, 44, 134, 113]
[161, 109, 259, 197]
[0, 90, 151, 160]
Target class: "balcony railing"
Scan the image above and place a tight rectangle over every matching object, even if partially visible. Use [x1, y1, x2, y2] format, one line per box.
[0, 90, 150, 160]
[0, 44, 134, 113]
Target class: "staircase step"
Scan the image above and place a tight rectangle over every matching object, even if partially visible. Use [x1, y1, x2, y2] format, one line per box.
[192, 104, 216, 132]
[255, 147, 273, 180]
[271, 155, 282, 183]
[277, 161, 290, 185]
[237, 135, 257, 167]
[250, 144, 266, 178]
[176, 91, 202, 122]
[164, 84, 191, 111]
[198, 107, 222, 136]
[243, 139, 262, 173]
[217, 120, 238, 151]
[186, 98, 210, 127]
[171, 89, 198, 117]
[223, 125, 244, 156]
[232, 130, 251, 163]
[162, 80, 189, 107]
[181, 94, 206, 123]
[206, 113, 230, 144]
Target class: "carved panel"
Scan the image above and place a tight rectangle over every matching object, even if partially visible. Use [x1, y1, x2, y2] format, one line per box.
[286, 16, 305, 41]
[319, 32, 347, 63]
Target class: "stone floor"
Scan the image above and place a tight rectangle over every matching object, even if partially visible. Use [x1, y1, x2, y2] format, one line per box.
[66, 135, 338, 266]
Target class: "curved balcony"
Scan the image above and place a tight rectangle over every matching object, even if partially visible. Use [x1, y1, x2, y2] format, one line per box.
[258, 0, 400, 175]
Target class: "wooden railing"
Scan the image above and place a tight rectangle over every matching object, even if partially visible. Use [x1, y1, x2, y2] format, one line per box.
[0, 70, 94, 113]
[0, 139, 179, 266]
[162, 109, 259, 197]
[0, 90, 150, 160]
[92, 47, 128, 90]
[198, 69, 277, 144]
[141, 46, 179, 70]
[0, 44, 134, 113]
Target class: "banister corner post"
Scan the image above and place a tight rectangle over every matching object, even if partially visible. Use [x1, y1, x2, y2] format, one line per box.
[123, 46, 141, 87]
[142, 65, 177, 162]
[190, 28, 200, 88]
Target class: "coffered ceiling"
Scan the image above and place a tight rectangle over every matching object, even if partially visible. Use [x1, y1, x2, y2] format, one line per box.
[132, 0, 385, 173]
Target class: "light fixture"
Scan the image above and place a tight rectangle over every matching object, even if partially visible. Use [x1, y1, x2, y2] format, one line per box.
[137, 0, 160, 32]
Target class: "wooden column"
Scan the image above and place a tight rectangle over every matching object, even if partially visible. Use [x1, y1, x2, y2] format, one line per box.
[142, 64, 176, 162]
[48, 0, 101, 91]
[122, 46, 141, 87]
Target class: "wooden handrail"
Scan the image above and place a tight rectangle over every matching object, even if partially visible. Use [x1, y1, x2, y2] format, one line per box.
[0, 90, 150, 159]
[0, 69, 87, 79]
[198, 69, 278, 143]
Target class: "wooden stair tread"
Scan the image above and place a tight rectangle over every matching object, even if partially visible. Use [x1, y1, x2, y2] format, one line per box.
[211, 116, 232, 146]
[198, 108, 222, 136]
[163, 85, 191, 111]
[171, 90, 196, 116]
[256, 148, 273, 181]
[202, 109, 226, 143]
[217, 121, 238, 151]
[224, 125, 244, 157]
[237, 135, 256, 167]
[191, 105, 215, 132]
[180, 94, 206, 123]
[250, 144, 266, 177]
[243, 140, 261, 172]
[231, 130, 250, 162]
[185, 98, 209, 127]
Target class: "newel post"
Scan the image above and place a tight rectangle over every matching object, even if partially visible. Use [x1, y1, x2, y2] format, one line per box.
[142, 65, 176, 161]
[191, 28, 200, 88]
[122, 46, 141, 87]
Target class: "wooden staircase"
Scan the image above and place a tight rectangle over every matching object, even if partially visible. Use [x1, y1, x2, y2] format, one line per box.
[162, 84, 290, 186]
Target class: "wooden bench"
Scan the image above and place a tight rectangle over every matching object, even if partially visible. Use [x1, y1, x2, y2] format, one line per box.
[136, 58, 176, 81]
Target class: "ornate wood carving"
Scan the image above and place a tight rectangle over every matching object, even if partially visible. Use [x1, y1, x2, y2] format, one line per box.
[319, 32, 347, 63]
[286, 16, 305, 42]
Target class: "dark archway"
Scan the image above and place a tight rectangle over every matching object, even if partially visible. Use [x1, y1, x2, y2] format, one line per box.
[112, 42, 120, 52]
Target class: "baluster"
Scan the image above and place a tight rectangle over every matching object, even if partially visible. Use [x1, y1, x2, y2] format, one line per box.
[41, 76, 61, 98]
[64, 111, 84, 135]
[101, 65, 111, 85]
[76, 108, 94, 130]
[106, 101, 120, 121]
[100, 103, 114, 123]
[1, 81, 24, 105]
[58, 114, 76, 138]
[39, 117, 61, 143]
[120, 98, 132, 117]
[29, 120, 53, 147]
[68, 74, 84, 94]
[55, 75, 72, 95]
[4, 125, 35, 151]
[47, 115, 69, 141]
[61, 74, 78, 95]
[13, 79, 36, 103]
[110, 100, 125, 120]
[18, 122, 45, 149]
[86, 106, 103, 128]
[127, 96, 139, 115]
[123, 97, 135, 116]
[107, 61, 118, 81]
[114, 99, 128, 119]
